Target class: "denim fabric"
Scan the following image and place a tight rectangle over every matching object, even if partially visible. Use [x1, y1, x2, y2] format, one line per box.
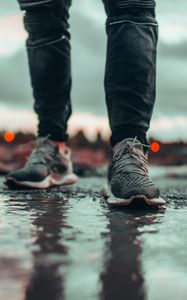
[18, 0, 72, 141]
[102, 0, 156, 15]
[103, 3, 158, 146]
[17, 0, 158, 145]
[18, 0, 71, 10]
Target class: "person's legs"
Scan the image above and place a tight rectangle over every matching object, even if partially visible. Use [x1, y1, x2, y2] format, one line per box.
[101, 1, 165, 206]
[6, 0, 78, 189]
[102, 0, 158, 146]
[19, 0, 72, 142]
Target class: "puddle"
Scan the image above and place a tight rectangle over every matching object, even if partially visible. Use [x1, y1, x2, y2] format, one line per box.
[0, 177, 187, 300]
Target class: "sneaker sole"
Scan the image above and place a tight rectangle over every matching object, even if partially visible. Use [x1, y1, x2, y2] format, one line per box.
[6, 173, 78, 189]
[100, 185, 166, 207]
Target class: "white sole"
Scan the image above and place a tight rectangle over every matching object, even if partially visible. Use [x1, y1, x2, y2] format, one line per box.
[6, 173, 78, 189]
[100, 184, 166, 207]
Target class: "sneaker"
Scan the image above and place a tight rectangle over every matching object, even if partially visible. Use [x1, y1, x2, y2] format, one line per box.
[5, 138, 78, 189]
[103, 137, 166, 207]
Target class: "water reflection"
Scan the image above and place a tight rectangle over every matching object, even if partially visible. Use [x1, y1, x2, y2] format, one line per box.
[2, 187, 110, 300]
[101, 208, 165, 300]
[1, 177, 177, 300]
[24, 197, 69, 300]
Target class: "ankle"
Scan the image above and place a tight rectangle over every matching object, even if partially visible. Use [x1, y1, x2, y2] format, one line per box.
[52, 141, 66, 155]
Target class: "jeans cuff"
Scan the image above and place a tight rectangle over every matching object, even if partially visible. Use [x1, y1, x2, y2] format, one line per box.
[38, 131, 69, 142]
[110, 126, 148, 147]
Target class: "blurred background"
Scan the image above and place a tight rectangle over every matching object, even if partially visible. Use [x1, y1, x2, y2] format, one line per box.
[0, 0, 187, 175]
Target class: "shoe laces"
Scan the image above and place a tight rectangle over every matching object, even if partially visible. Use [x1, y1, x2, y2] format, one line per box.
[112, 137, 150, 176]
[26, 137, 56, 166]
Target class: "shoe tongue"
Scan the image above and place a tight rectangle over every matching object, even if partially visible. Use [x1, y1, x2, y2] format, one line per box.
[36, 138, 58, 154]
[113, 138, 144, 155]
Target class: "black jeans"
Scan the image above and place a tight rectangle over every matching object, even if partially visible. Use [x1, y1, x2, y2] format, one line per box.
[17, 0, 158, 146]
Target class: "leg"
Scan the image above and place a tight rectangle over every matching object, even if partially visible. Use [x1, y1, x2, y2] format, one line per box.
[102, 0, 158, 146]
[18, 0, 72, 141]
[6, 0, 78, 189]
[101, 1, 165, 207]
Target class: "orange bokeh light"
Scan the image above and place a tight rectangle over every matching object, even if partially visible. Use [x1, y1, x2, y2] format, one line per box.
[151, 142, 160, 153]
[4, 131, 15, 143]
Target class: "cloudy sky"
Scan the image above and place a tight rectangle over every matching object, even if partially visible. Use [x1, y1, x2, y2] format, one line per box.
[0, 1, 187, 140]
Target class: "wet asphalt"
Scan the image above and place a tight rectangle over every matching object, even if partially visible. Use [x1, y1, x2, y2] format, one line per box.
[0, 175, 187, 300]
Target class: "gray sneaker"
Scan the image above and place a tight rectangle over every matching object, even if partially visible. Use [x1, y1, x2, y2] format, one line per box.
[103, 138, 165, 207]
[5, 138, 78, 189]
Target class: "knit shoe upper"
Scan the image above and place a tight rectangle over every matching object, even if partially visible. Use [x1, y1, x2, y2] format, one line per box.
[6, 137, 77, 188]
[108, 138, 160, 200]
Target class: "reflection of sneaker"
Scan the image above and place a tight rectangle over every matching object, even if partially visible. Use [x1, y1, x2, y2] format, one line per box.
[105, 138, 165, 207]
[5, 138, 78, 189]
